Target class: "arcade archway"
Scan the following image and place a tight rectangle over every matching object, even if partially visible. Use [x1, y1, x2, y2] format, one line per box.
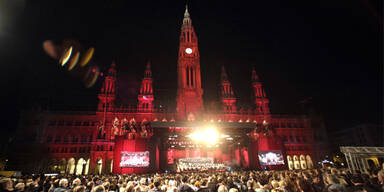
[287, 155, 293, 170]
[300, 155, 307, 169]
[67, 158, 76, 174]
[75, 158, 85, 175]
[306, 155, 313, 169]
[293, 155, 300, 170]
[58, 158, 66, 173]
[95, 159, 103, 175]
[110, 159, 113, 174]
[84, 159, 90, 175]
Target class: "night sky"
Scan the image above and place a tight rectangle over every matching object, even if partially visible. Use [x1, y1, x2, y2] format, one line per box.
[0, 0, 382, 136]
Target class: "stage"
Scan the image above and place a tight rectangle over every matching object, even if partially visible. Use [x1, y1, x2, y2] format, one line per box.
[112, 121, 288, 174]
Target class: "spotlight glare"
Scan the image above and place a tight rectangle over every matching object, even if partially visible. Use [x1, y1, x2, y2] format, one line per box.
[187, 126, 220, 145]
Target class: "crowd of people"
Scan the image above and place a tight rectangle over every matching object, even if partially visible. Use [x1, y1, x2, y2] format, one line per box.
[1, 167, 384, 192]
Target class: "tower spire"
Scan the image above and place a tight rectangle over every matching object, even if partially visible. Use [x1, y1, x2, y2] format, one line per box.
[138, 61, 154, 112]
[98, 61, 116, 111]
[184, 4, 190, 18]
[144, 60, 152, 78]
[182, 4, 192, 27]
[220, 66, 236, 113]
[252, 66, 260, 82]
[251, 66, 270, 115]
[221, 65, 228, 82]
[177, 4, 203, 120]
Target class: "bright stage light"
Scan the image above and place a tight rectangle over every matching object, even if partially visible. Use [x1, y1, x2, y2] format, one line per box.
[187, 126, 220, 145]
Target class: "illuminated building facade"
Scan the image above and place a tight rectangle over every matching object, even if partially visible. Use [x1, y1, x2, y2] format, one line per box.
[11, 6, 315, 174]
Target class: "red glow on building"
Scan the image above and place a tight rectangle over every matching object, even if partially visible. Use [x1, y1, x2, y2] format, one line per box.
[11, 5, 316, 174]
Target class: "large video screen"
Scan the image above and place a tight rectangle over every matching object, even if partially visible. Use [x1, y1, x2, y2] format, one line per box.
[120, 151, 150, 168]
[258, 151, 285, 166]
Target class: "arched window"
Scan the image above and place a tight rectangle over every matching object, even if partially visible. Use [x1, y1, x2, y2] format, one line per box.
[186, 67, 190, 86]
[190, 68, 194, 87]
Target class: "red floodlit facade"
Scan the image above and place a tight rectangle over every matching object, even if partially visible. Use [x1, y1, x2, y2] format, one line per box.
[13, 6, 315, 174]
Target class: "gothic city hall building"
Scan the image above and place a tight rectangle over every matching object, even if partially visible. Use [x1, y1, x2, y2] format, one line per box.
[13, 7, 316, 174]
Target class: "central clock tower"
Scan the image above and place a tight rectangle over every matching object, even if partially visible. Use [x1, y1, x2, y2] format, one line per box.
[176, 5, 203, 120]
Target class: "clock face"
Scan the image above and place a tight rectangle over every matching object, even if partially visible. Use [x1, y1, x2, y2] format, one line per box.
[185, 48, 192, 54]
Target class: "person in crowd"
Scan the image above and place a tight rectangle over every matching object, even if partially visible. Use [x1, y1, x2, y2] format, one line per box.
[14, 183, 25, 192]
[167, 180, 177, 192]
[93, 185, 105, 192]
[177, 176, 193, 192]
[324, 174, 346, 192]
[148, 177, 162, 192]
[0, 178, 14, 192]
[53, 179, 68, 192]
[73, 185, 85, 192]
[377, 170, 384, 191]
[72, 178, 81, 188]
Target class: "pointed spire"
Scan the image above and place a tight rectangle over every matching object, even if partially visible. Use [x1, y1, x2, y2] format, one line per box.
[146, 60, 151, 70]
[252, 66, 260, 82]
[221, 65, 228, 82]
[182, 4, 192, 27]
[184, 4, 190, 18]
[144, 60, 152, 78]
[108, 61, 117, 77]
